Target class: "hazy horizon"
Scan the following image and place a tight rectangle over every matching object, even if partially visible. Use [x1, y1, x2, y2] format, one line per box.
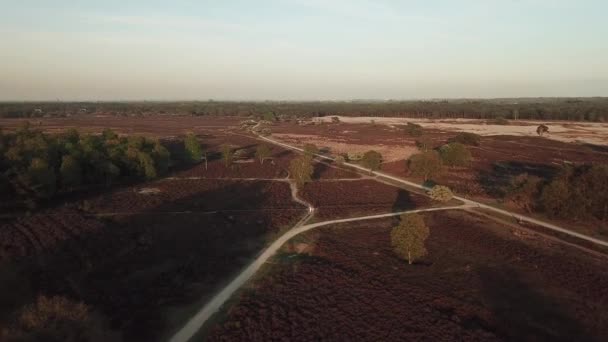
[2, 1, 608, 101]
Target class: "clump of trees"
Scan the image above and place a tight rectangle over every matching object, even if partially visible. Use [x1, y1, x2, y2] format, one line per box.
[438, 143, 472, 167]
[428, 185, 453, 202]
[391, 213, 430, 265]
[0, 124, 171, 200]
[505, 164, 608, 221]
[448, 132, 481, 146]
[361, 150, 382, 172]
[184, 133, 202, 164]
[408, 151, 443, 181]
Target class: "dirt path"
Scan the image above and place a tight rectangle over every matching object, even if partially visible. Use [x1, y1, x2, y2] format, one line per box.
[168, 205, 470, 342]
[258, 135, 608, 248]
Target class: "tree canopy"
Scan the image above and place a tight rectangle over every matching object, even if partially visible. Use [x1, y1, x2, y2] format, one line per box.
[391, 213, 430, 265]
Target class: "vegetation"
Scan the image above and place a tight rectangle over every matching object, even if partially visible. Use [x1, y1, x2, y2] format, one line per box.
[255, 144, 272, 164]
[303, 143, 319, 157]
[391, 213, 430, 265]
[403, 122, 423, 136]
[289, 155, 314, 187]
[360, 150, 382, 172]
[221, 144, 233, 168]
[415, 137, 432, 152]
[438, 143, 472, 167]
[537, 124, 549, 136]
[428, 185, 453, 202]
[184, 133, 202, 164]
[448, 132, 481, 146]
[0, 124, 170, 201]
[505, 174, 543, 213]
[4, 98, 608, 122]
[487, 117, 510, 125]
[334, 155, 346, 165]
[408, 151, 443, 181]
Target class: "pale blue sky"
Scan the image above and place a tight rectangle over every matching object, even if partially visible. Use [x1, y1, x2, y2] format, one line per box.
[1, 0, 607, 100]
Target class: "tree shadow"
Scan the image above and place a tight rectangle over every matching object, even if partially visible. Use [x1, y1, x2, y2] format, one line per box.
[390, 189, 413, 225]
[478, 266, 592, 341]
[478, 161, 559, 198]
[312, 161, 329, 180]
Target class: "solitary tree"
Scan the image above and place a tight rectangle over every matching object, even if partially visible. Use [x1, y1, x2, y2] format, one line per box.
[221, 144, 233, 168]
[289, 155, 314, 187]
[391, 213, 430, 265]
[439, 143, 471, 167]
[361, 150, 382, 172]
[255, 144, 272, 164]
[408, 151, 443, 181]
[303, 143, 319, 157]
[184, 133, 202, 164]
[536, 124, 549, 136]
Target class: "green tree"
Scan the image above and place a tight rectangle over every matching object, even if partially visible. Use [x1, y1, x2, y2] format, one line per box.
[184, 133, 202, 164]
[137, 152, 157, 180]
[27, 158, 56, 197]
[408, 151, 442, 181]
[60, 155, 82, 188]
[263, 111, 277, 121]
[361, 150, 382, 172]
[505, 174, 542, 213]
[255, 144, 272, 164]
[221, 144, 233, 168]
[540, 178, 570, 218]
[391, 213, 430, 265]
[152, 142, 170, 175]
[439, 143, 472, 167]
[289, 155, 314, 187]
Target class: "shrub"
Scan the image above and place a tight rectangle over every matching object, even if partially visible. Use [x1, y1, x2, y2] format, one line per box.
[347, 152, 363, 161]
[439, 142, 472, 167]
[537, 124, 549, 136]
[361, 150, 382, 171]
[331, 116, 340, 123]
[303, 143, 319, 157]
[505, 173, 542, 213]
[448, 132, 481, 146]
[334, 155, 346, 165]
[391, 213, 429, 264]
[408, 151, 442, 181]
[428, 185, 453, 202]
[403, 122, 423, 136]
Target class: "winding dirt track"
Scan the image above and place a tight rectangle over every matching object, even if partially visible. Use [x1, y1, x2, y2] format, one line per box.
[169, 205, 470, 342]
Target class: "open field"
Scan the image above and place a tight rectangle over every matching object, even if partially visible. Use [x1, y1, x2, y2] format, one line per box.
[205, 210, 608, 341]
[314, 116, 608, 145]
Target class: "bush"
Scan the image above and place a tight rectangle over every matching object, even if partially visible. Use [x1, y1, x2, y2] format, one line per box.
[428, 185, 453, 202]
[347, 152, 363, 161]
[439, 142, 472, 167]
[403, 122, 423, 136]
[303, 143, 319, 157]
[505, 173, 542, 213]
[448, 132, 481, 146]
[361, 150, 382, 171]
[334, 155, 346, 165]
[537, 124, 549, 136]
[408, 151, 442, 181]
[391, 213, 429, 265]
[184, 133, 202, 164]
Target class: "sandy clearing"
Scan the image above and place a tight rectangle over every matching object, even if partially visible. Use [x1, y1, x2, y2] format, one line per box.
[314, 116, 608, 145]
[272, 133, 418, 162]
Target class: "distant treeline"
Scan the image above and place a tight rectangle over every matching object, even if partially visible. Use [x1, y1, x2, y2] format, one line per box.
[2, 98, 608, 121]
[0, 123, 170, 202]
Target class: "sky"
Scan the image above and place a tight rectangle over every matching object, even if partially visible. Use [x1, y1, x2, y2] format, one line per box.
[1, 0, 607, 101]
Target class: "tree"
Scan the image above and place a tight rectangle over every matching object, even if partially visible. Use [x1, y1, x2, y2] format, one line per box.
[448, 132, 481, 146]
[334, 155, 346, 165]
[361, 150, 382, 172]
[428, 185, 453, 202]
[408, 151, 442, 181]
[540, 178, 570, 218]
[536, 124, 549, 136]
[221, 144, 233, 168]
[331, 116, 340, 123]
[505, 173, 542, 213]
[255, 144, 272, 164]
[289, 155, 314, 187]
[303, 143, 319, 157]
[184, 133, 202, 164]
[137, 152, 157, 180]
[415, 137, 432, 152]
[152, 142, 170, 175]
[263, 111, 277, 122]
[439, 143, 471, 167]
[26, 158, 56, 197]
[391, 213, 430, 265]
[60, 155, 82, 188]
